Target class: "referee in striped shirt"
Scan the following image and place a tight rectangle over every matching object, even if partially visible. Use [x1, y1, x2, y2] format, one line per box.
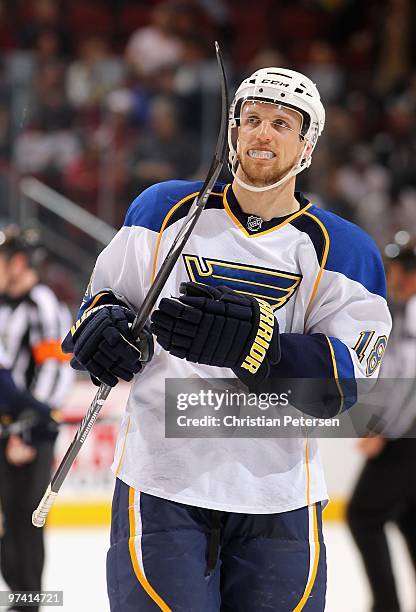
[0, 226, 74, 612]
[347, 244, 416, 612]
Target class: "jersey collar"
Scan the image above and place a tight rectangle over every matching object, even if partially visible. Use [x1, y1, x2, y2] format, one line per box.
[222, 184, 312, 238]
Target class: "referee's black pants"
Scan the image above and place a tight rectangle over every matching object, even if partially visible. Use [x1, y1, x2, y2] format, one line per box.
[346, 438, 416, 612]
[0, 440, 54, 612]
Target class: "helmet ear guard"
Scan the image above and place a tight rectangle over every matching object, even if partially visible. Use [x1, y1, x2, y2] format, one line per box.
[228, 68, 325, 193]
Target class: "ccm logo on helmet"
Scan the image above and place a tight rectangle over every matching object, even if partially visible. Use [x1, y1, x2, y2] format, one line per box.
[261, 79, 289, 87]
[240, 299, 275, 374]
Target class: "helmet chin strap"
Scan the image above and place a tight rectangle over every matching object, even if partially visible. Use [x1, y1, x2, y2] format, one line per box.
[233, 140, 310, 193]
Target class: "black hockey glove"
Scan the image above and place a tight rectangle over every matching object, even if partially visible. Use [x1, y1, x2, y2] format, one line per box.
[19, 408, 60, 447]
[62, 305, 153, 387]
[0, 397, 59, 447]
[150, 282, 281, 387]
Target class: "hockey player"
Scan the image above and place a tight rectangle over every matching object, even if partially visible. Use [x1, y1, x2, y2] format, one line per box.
[64, 68, 392, 611]
[347, 244, 416, 612]
[0, 227, 73, 612]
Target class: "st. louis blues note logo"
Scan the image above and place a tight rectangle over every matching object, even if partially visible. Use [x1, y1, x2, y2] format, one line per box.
[247, 215, 263, 232]
[183, 254, 302, 311]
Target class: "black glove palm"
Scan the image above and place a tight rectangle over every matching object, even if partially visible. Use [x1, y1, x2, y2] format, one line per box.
[150, 282, 281, 387]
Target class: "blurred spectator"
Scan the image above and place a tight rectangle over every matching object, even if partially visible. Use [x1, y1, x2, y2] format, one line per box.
[174, 35, 211, 137]
[128, 96, 198, 196]
[195, 0, 229, 26]
[62, 138, 100, 213]
[66, 35, 125, 110]
[18, 0, 70, 56]
[33, 60, 74, 130]
[388, 190, 416, 240]
[170, 0, 210, 39]
[32, 28, 64, 62]
[376, 100, 416, 191]
[14, 61, 79, 184]
[335, 143, 391, 241]
[0, 105, 11, 165]
[304, 40, 344, 103]
[194, 0, 231, 44]
[0, 104, 10, 218]
[312, 168, 354, 223]
[174, 35, 210, 97]
[94, 90, 140, 225]
[318, 104, 359, 160]
[374, 0, 412, 96]
[14, 128, 79, 179]
[271, 1, 330, 65]
[125, 3, 183, 78]
[0, 0, 16, 50]
[246, 48, 287, 75]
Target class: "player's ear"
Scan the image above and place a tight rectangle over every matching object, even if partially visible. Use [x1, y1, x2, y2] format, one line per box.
[306, 141, 313, 155]
[300, 139, 314, 163]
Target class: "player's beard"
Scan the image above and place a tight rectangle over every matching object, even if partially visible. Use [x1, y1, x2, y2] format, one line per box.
[238, 151, 298, 188]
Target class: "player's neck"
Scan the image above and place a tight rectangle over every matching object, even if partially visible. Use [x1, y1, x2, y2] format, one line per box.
[232, 177, 300, 221]
[7, 270, 38, 298]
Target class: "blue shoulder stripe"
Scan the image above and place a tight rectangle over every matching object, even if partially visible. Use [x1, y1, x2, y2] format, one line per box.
[308, 206, 387, 299]
[328, 337, 354, 378]
[328, 336, 357, 410]
[123, 180, 226, 232]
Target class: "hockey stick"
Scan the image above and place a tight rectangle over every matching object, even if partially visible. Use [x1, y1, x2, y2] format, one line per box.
[32, 41, 229, 528]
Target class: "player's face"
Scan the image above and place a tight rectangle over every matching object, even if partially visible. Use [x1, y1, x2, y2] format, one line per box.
[0, 253, 26, 293]
[386, 262, 408, 303]
[236, 101, 306, 188]
[0, 254, 9, 293]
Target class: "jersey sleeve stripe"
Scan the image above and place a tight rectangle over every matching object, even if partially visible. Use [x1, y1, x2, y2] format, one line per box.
[325, 336, 345, 413]
[326, 336, 357, 412]
[303, 211, 330, 312]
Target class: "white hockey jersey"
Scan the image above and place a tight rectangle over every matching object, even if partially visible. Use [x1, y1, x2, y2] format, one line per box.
[79, 180, 392, 513]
